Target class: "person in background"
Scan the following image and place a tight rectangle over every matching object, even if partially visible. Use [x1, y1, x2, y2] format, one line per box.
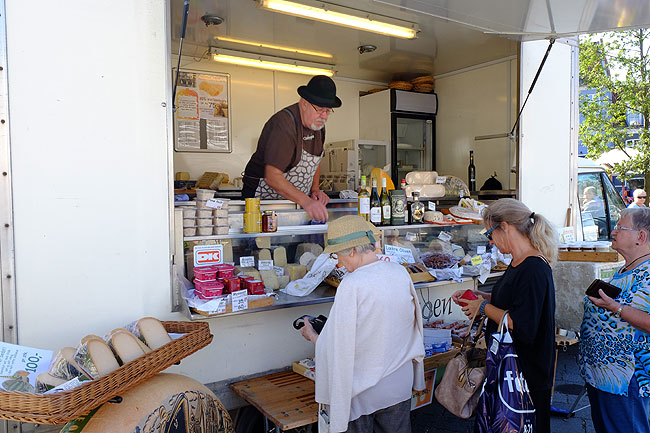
[242, 75, 341, 222]
[582, 186, 606, 218]
[299, 215, 425, 433]
[579, 208, 650, 433]
[452, 198, 557, 433]
[628, 188, 647, 208]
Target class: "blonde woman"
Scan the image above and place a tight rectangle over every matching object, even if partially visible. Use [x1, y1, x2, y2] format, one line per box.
[452, 198, 557, 433]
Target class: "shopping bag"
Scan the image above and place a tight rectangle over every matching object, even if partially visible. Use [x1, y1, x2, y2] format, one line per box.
[475, 312, 535, 433]
[318, 404, 330, 433]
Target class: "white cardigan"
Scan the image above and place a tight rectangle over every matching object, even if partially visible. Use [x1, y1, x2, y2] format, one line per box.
[314, 260, 425, 433]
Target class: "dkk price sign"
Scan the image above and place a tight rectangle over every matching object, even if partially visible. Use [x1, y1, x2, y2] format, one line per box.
[193, 244, 224, 267]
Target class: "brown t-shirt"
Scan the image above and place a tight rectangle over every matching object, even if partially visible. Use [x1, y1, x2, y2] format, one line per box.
[242, 103, 325, 198]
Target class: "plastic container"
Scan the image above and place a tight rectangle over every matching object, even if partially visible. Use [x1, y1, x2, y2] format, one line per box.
[181, 207, 197, 218]
[183, 218, 195, 228]
[244, 212, 262, 233]
[222, 277, 241, 293]
[194, 266, 218, 281]
[196, 200, 209, 209]
[197, 225, 213, 236]
[195, 189, 216, 201]
[183, 227, 197, 236]
[196, 217, 213, 226]
[213, 226, 229, 235]
[594, 241, 611, 252]
[213, 209, 228, 217]
[246, 279, 265, 295]
[197, 208, 212, 218]
[213, 217, 229, 226]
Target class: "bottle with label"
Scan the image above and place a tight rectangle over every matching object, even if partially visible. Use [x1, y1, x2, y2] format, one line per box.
[401, 179, 408, 224]
[380, 178, 391, 226]
[410, 191, 425, 224]
[390, 188, 406, 225]
[468, 150, 476, 192]
[358, 176, 370, 221]
[370, 179, 382, 226]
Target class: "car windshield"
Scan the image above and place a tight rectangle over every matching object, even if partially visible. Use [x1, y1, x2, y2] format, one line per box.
[578, 172, 626, 240]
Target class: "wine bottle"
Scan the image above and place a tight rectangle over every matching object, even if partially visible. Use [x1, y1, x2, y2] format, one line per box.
[370, 179, 382, 226]
[410, 191, 425, 224]
[401, 179, 408, 224]
[380, 178, 391, 226]
[358, 176, 370, 221]
[468, 150, 476, 192]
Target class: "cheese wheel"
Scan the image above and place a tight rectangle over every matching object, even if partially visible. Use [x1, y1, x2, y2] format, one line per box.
[107, 330, 147, 364]
[35, 372, 67, 393]
[405, 171, 439, 185]
[74, 339, 119, 379]
[295, 243, 323, 262]
[49, 347, 84, 380]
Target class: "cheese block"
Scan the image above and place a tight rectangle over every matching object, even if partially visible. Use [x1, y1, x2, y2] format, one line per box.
[259, 269, 279, 291]
[299, 252, 317, 270]
[255, 237, 271, 249]
[125, 317, 172, 351]
[107, 330, 147, 364]
[218, 240, 233, 263]
[255, 249, 272, 262]
[278, 275, 290, 289]
[49, 346, 84, 380]
[287, 264, 308, 281]
[35, 372, 67, 393]
[295, 243, 323, 263]
[405, 171, 439, 185]
[108, 328, 152, 353]
[273, 247, 287, 267]
[405, 184, 445, 198]
[235, 266, 261, 280]
[74, 338, 120, 379]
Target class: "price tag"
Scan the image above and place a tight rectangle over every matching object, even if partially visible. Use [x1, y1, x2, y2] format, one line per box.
[274, 266, 285, 276]
[438, 231, 452, 242]
[258, 260, 274, 271]
[384, 245, 415, 263]
[209, 298, 226, 315]
[471, 255, 483, 266]
[477, 245, 486, 255]
[239, 256, 255, 267]
[435, 176, 447, 184]
[206, 198, 224, 209]
[231, 289, 248, 312]
[560, 226, 575, 243]
[405, 232, 417, 242]
[428, 201, 436, 211]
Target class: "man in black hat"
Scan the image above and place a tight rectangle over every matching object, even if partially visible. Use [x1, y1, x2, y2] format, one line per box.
[242, 75, 342, 221]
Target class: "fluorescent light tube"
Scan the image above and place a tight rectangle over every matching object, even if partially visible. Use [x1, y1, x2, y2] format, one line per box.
[215, 36, 333, 59]
[257, 0, 419, 39]
[210, 48, 334, 76]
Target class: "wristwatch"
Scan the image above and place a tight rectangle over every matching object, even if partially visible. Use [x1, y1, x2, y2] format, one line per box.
[613, 304, 624, 318]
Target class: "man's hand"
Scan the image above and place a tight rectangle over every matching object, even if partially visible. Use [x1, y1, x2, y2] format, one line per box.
[311, 189, 330, 205]
[303, 198, 329, 222]
[300, 318, 318, 344]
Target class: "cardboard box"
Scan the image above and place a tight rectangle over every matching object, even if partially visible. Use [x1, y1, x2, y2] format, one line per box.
[292, 358, 315, 381]
[402, 263, 435, 283]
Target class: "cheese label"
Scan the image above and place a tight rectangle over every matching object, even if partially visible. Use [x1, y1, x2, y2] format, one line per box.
[405, 232, 417, 241]
[428, 201, 436, 211]
[274, 266, 284, 276]
[435, 176, 447, 184]
[438, 232, 452, 243]
[239, 256, 255, 267]
[231, 289, 248, 312]
[258, 260, 274, 271]
[477, 245, 487, 254]
[206, 198, 224, 209]
[471, 255, 483, 266]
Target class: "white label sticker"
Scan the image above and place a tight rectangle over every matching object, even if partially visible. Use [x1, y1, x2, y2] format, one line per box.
[428, 201, 436, 211]
[384, 245, 415, 263]
[490, 338, 499, 355]
[471, 255, 483, 266]
[438, 232, 452, 242]
[258, 260, 274, 271]
[370, 207, 381, 223]
[240, 256, 255, 267]
[477, 245, 486, 254]
[206, 198, 224, 209]
[435, 176, 447, 184]
[194, 244, 223, 267]
[405, 232, 417, 242]
[359, 197, 370, 214]
[274, 266, 285, 276]
[231, 289, 248, 312]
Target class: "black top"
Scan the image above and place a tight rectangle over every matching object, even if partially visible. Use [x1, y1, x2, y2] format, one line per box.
[486, 256, 556, 392]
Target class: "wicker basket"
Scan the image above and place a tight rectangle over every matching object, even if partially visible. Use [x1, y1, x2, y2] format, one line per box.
[0, 321, 213, 425]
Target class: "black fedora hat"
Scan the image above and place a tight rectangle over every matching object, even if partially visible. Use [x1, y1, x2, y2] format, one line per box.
[297, 75, 342, 108]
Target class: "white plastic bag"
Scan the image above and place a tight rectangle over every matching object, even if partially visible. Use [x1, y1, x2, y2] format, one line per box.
[281, 254, 337, 297]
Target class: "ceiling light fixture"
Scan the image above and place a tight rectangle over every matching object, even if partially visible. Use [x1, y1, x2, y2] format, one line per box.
[256, 0, 419, 39]
[210, 48, 334, 76]
[215, 36, 333, 59]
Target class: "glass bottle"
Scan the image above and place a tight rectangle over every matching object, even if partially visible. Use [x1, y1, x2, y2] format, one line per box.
[410, 191, 425, 224]
[380, 178, 391, 226]
[370, 179, 382, 226]
[358, 176, 370, 221]
[468, 150, 476, 192]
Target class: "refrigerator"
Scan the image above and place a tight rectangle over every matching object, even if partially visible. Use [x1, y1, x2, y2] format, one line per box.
[320, 139, 390, 191]
[360, 89, 438, 186]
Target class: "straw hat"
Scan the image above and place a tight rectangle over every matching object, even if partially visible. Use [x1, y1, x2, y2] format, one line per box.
[323, 215, 379, 255]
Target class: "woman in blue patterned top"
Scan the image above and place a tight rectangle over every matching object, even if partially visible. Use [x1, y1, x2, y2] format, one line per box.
[579, 207, 650, 433]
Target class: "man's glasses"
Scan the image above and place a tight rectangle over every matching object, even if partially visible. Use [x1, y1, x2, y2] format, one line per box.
[484, 225, 499, 241]
[329, 252, 338, 260]
[309, 102, 333, 116]
[613, 224, 638, 232]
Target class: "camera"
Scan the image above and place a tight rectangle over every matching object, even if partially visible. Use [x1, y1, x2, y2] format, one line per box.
[293, 315, 328, 334]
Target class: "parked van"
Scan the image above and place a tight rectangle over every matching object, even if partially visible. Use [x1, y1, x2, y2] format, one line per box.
[577, 157, 627, 240]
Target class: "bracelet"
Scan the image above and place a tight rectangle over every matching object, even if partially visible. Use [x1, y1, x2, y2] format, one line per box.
[479, 300, 488, 316]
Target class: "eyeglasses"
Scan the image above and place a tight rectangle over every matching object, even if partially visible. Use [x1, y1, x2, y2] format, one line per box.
[613, 224, 638, 232]
[639, 196, 647, 199]
[309, 102, 333, 116]
[484, 225, 499, 241]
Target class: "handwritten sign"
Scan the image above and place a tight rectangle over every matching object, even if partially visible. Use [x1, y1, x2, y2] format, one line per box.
[239, 256, 255, 267]
[471, 255, 483, 266]
[208, 298, 226, 314]
[231, 289, 248, 312]
[258, 260, 274, 271]
[206, 198, 225, 209]
[438, 232, 452, 243]
[384, 245, 415, 263]
[274, 266, 285, 276]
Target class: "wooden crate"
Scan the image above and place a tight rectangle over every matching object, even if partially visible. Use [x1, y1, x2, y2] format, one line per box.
[558, 250, 622, 262]
[190, 296, 275, 317]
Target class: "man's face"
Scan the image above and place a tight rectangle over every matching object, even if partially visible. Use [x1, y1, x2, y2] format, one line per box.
[300, 99, 332, 131]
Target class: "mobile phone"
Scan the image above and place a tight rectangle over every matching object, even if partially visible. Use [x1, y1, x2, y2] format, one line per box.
[458, 289, 478, 306]
[585, 279, 621, 299]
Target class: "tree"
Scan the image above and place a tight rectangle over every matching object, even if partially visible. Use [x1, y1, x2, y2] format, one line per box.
[579, 29, 650, 189]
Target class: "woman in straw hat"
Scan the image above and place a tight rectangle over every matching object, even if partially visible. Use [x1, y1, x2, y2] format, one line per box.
[299, 215, 425, 433]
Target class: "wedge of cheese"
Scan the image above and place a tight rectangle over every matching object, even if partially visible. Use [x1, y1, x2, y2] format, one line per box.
[107, 328, 152, 353]
[278, 275, 290, 289]
[49, 346, 84, 380]
[254, 249, 272, 262]
[125, 317, 172, 351]
[259, 269, 279, 291]
[273, 247, 287, 267]
[234, 266, 261, 280]
[286, 264, 308, 281]
[74, 338, 120, 379]
[255, 237, 271, 249]
[35, 372, 67, 393]
[107, 330, 148, 364]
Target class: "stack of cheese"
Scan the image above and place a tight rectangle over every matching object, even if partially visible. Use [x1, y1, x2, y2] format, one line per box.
[404, 171, 445, 199]
[35, 317, 172, 393]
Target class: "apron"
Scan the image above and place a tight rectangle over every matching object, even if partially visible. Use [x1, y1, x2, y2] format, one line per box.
[254, 108, 323, 199]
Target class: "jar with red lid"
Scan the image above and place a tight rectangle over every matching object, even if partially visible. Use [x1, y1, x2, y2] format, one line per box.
[262, 210, 278, 232]
[246, 279, 265, 295]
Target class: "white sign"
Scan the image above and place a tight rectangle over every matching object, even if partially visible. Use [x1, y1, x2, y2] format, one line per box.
[436, 176, 447, 184]
[258, 260, 274, 271]
[231, 289, 248, 312]
[377, 254, 401, 263]
[428, 201, 436, 211]
[193, 244, 223, 267]
[274, 266, 285, 276]
[560, 226, 575, 243]
[384, 245, 415, 263]
[438, 231, 452, 243]
[477, 245, 486, 255]
[239, 256, 255, 267]
[405, 232, 418, 241]
[206, 198, 225, 209]
[208, 298, 227, 315]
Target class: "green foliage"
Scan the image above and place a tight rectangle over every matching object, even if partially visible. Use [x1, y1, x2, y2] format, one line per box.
[579, 29, 650, 186]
